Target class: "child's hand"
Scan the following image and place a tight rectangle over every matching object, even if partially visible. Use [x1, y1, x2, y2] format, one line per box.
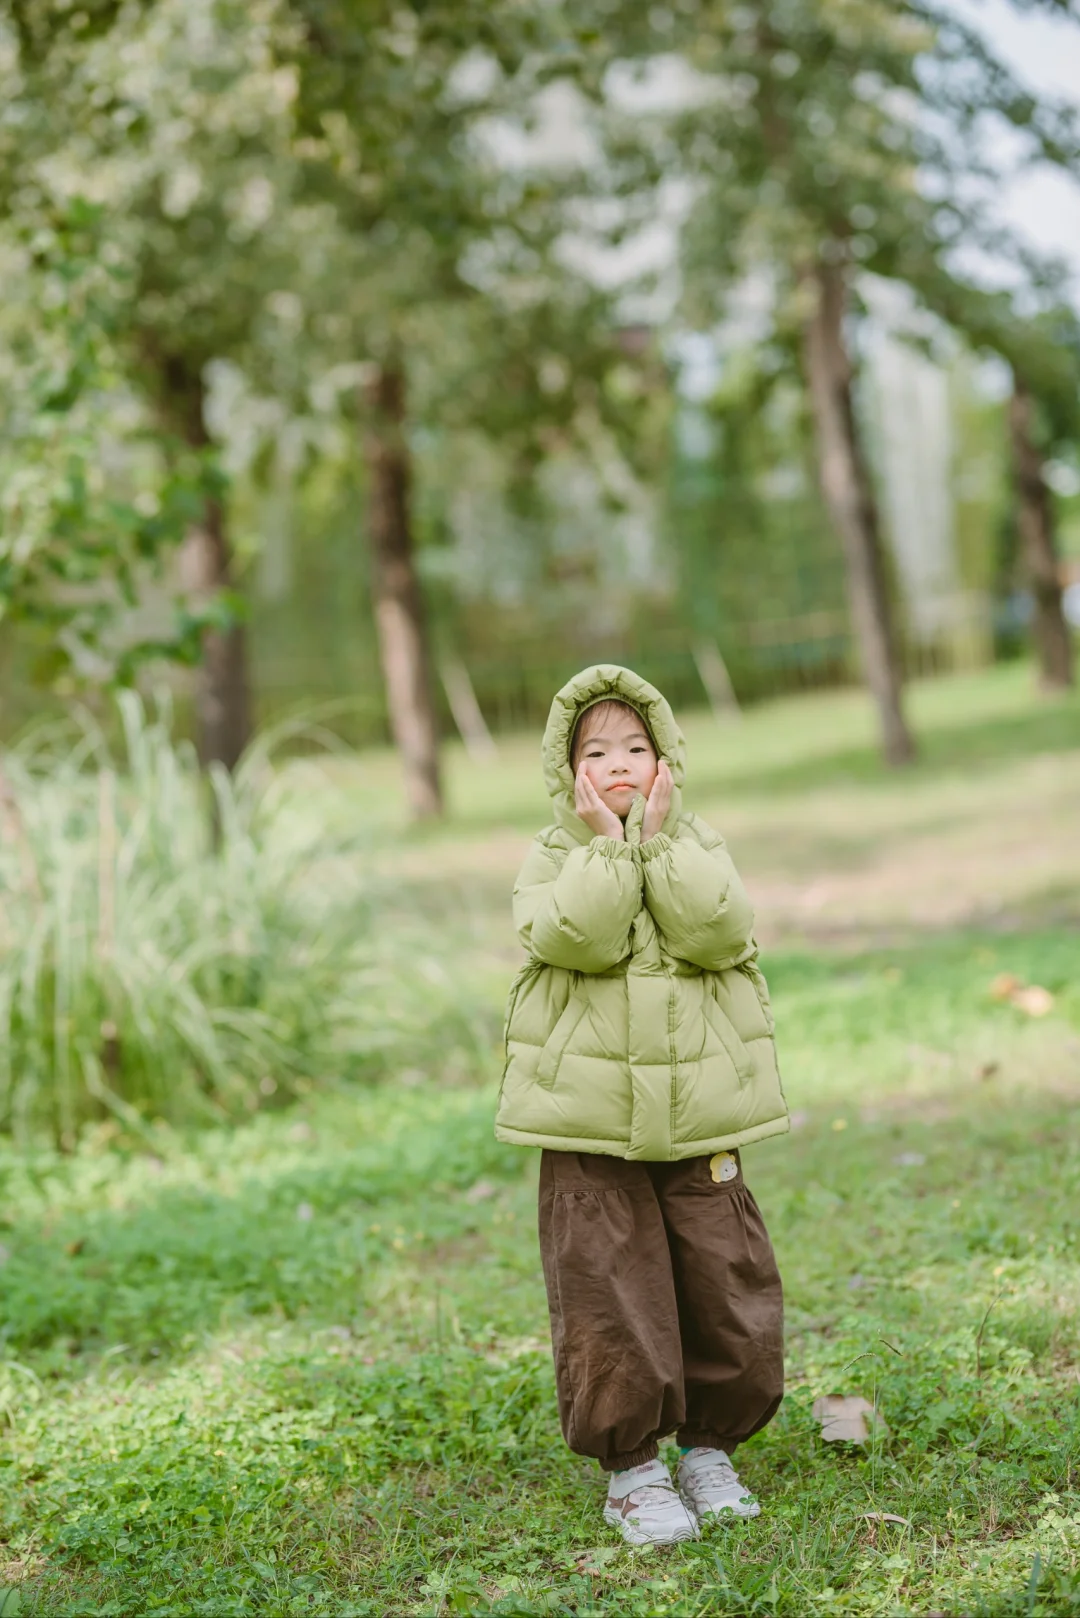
[575, 762, 626, 841]
[641, 759, 673, 842]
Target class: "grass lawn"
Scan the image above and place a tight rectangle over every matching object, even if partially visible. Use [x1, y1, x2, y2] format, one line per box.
[2, 664, 1080, 1616]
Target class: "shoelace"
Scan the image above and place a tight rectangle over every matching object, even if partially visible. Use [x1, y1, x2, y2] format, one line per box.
[621, 1482, 686, 1516]
[687, 1456, 740, 1492]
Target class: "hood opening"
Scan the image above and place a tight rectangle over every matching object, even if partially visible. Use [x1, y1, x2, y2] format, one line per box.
[540, 665, 686, 841]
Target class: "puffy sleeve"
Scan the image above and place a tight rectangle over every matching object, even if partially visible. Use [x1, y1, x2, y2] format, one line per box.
[639, 818, 755, 969]
[513, 834, 643, 973]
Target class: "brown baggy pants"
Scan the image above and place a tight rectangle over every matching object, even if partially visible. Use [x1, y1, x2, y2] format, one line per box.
[538, 1149, 784, 1472]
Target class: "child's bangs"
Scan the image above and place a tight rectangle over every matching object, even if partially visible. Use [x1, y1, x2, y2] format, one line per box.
[570, 700, 655, 768]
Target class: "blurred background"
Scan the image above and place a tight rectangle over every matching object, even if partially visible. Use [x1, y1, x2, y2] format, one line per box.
[2, 5, 1080, 1609]
[1, 0, 1078, 789]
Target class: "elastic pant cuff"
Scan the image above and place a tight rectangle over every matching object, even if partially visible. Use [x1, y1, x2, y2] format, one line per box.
[601, 1441, 660, 1473]
[676, 1430, 738, 1455]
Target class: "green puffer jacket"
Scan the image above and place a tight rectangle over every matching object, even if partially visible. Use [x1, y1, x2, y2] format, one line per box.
[495, 665, 788, 1161]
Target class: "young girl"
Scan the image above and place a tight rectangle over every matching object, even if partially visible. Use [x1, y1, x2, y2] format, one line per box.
[496, 665, 787, 1545]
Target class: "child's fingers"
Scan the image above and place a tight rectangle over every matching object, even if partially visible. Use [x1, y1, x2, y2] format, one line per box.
[576, 766, 608, 826]
[574, 763, 591, 806]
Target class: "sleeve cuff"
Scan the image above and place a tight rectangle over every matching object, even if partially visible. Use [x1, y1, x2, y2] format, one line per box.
[639, 831, 673, 862]
[590, 834, 633, 860]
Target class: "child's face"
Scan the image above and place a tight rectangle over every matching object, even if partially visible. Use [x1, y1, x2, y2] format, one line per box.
[575, 708, 659, 820]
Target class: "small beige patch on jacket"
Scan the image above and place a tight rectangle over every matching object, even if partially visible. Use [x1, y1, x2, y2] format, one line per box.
[709, 1151, 738, 1184]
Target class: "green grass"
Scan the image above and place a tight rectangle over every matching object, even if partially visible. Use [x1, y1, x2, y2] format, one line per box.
[2, 664, 1080, 1615]
[0, 695, 494, 1144]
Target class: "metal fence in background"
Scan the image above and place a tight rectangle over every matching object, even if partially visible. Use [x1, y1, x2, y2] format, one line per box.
[246, 585, 1002, 748]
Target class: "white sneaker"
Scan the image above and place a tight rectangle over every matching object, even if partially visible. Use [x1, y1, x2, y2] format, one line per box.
[677, 1447, 760, 1520]
[603, 1458, 699, 1546]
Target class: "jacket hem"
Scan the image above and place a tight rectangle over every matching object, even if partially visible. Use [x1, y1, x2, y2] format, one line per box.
[494, 1114, 790, 1159]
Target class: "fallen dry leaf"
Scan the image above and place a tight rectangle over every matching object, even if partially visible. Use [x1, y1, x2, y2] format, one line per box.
[812, 1394, 888, 1443]
[862, 1512, 910, 1527]
[573, 1546, 619, 1578]
[1011, 984, 1054, 1017]
[988, 975, 1055, 1017]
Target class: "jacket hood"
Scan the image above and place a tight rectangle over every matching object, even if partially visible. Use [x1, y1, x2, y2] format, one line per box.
[541, 664, 686, 844]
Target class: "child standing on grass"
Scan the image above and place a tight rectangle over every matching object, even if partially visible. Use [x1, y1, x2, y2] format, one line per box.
[496, 665, 788, 1546]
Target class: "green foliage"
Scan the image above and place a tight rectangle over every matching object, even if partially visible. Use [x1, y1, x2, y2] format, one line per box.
[0, 693, 494, 1145]
[0, 203, 206, 681]
[596, 0, 1080, 691]
[1, 0, 670, 728]
[641, 0, 1080, 314]
[0, 0, 323, 700]
[6, 0, 1079, 739]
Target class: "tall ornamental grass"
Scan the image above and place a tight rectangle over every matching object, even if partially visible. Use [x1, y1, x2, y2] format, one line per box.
[0, 695, 493, 1145]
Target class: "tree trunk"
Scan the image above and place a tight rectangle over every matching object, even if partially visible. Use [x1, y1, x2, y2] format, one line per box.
[1007, 379, 1074, 691]
[179, 491, 253, 772]
[801, 255, 915, 765]
[363, 354, 443, 819]
[157, 356, 252, 771]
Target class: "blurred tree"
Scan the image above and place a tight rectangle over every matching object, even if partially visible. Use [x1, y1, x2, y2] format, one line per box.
[0, 207, 206, 687]
[853, 15, 1080, 693]
[4, 0, 654, 793]
[592, 0, 1080, 761]
[363, 346, 441, 816]
[0, 16, 207, 694]
[1007, 379, 1073, 687]
[3, 0, 316, 768]
[906, 275, 1079, 689]
[276, 0, 650, 815]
